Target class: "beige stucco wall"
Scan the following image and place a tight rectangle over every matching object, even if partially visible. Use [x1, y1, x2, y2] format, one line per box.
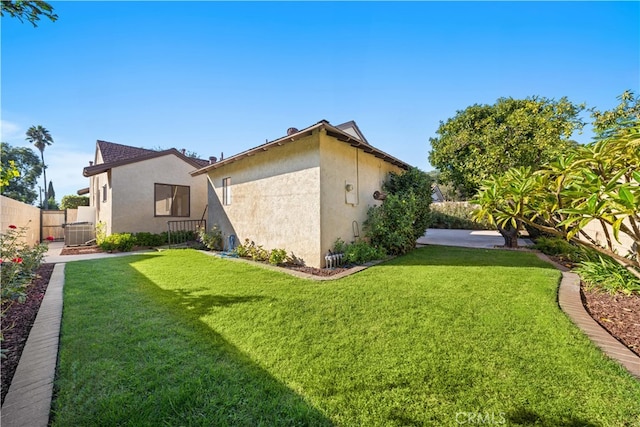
[107, 155, 207, 234]
[90, 171, 113, 234]
[579, 218, 636, 258]
[0, 195, 41, 245]
[206, 130, 408, 267]
[207, 132, 322, 266]
[318, 130, 405, 259]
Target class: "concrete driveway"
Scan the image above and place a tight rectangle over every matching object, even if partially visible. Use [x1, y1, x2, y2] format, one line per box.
[417, 228, 532, 249]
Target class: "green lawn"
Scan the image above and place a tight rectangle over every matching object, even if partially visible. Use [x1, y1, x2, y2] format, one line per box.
[52, 247, 640, 426]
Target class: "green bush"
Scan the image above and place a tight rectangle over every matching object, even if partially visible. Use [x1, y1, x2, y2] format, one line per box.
[366, 193, 418, 255]
[99, 233, 136, 252]
[429, 202, 494, 230]
[197, 225, 223, 251]
[60, 195, 90, 210]
[533, 237, 580, 259]
[133, 232, 167, 247]
[575, 255, 640, 296]
[333, 238, 386, 265]
[269, 249, 287, 265]
[365, 167, 432, 256]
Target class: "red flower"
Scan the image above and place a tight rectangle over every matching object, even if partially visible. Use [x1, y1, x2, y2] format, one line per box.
[8, 225, 17, 229]
[46, 236, 55, 241]
[12, 257, 23, 263]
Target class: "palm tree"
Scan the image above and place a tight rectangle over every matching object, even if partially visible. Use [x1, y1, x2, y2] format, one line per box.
[25, 125, 53, 209]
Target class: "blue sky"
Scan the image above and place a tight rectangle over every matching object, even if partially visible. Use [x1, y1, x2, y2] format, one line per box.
[2, 1, 639, 201]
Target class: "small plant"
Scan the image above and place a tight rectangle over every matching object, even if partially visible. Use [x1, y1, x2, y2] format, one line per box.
[285, 252, 305, 266]
[1, 223, 49, 357]
[95, 222, 106, 245]
[332, 238, 386, 265]
[575, 255, 640, 296]
[234, 239, 252, 258]
[197, 225, 223, 251]
[269, 249, 287, 265]
[99, 233, 136, 252]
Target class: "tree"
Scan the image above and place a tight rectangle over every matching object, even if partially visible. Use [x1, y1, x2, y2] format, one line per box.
[590, 90, 640, 138]
[474, 123, 640, 279]
[0, 142, 43, 204]
[428, 96, 585, 199]
[25, 125, 53, 209]
[60, 195, 89, 209]
[47, 180, 55, 202]
[0, 0, 57, 26]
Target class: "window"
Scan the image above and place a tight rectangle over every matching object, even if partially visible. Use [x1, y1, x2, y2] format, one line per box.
[155, 184, 190, 217]
[222, 177, 231, 205]
[102, 184, 107, 202]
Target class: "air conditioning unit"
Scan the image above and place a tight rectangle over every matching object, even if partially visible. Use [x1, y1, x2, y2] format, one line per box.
[63, 222, 96, 246]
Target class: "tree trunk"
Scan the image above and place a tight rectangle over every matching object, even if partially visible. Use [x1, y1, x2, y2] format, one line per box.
[40, 151, 48, 210]
[497, 222, 520, 248]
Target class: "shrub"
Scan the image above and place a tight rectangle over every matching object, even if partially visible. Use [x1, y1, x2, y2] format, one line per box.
[575, 255, 640, 296]
[99, 233, 135, 252]
[60, 195, 90, 210]
[533, 237, 581, 260]
[197, 225, 223, 251]
[365, 167, 432, 255]
[430, 202, 494, 230]
[366, 193, 418, 255]
[269, 249, 287, 265]
[95, 222, 106, 245]
[133, 232, 167, 247]
[332, 238, 386, 264]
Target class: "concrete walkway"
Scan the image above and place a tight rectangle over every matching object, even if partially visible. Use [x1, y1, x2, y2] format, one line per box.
[2, 232, 638, 425]
[417, 228, 533, 249]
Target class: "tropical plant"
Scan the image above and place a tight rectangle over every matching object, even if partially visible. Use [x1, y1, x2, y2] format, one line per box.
[474, 123, 640, 279]
[25, 125, 54, 209]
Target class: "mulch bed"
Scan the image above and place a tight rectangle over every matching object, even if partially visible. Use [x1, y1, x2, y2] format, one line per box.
[581, 288, 640, 357]
[1, 263, 55, 405]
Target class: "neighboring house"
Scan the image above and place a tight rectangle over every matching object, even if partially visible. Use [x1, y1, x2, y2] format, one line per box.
[191, 120, 412, 268]
[82, 140, 209, 235]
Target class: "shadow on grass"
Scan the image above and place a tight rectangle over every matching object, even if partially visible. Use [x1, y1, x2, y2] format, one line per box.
[53, 255, 332, 426]
[506, 407, 600, 427]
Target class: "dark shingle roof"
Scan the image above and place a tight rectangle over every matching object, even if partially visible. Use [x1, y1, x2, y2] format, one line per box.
[84, 140, 210, 177]
[97, 140, 157, 163]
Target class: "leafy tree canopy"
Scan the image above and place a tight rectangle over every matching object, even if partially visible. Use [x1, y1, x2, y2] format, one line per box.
[0, 0, 57, 26]
[0, 142, 43, 204]
[60, 195, 90, 210]
[590, 90, 640, 138]
[428, 96, 585, 199]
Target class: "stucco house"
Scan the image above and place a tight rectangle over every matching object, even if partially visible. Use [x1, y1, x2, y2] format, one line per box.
[82, 140, 209, 235]
[191, 120, 411, 268]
